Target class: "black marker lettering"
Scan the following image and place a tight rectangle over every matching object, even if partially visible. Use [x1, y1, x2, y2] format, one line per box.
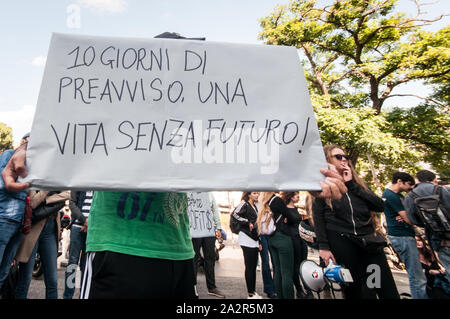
[166, 119, 184, 147]
[149, 120, 168, 151]
[215, 82, 229, 105]
[122, 48, 138, 70]
[51, 123, 70, 154]
[135, 122, 152, 151]
[231, 78, 247, 106]
[150, 78, 163, 101]
[168, 81, 183, 103]
[100, 46, 116, 69]
[116, 120, 134, 149]
[74, 78, 89, 104]
[100, 79, 112, 103]
[197, 82, 213, 103]
[67, 46, 83, 69]
[91, 123, 108, 155]
[83, 46, 95, 66]
[282, 122, 298, 144]
[59, 77, 73, 103]
[206, 119, 224, 146]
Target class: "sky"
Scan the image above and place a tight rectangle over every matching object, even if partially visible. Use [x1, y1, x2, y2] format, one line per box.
[0, 0, 448, 145]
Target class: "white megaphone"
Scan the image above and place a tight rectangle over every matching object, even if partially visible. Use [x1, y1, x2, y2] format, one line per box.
[299, 260, 328, 292]
[300, 260, 353, 293]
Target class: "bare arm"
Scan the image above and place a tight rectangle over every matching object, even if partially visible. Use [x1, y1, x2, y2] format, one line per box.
[1, 145, 30, 192]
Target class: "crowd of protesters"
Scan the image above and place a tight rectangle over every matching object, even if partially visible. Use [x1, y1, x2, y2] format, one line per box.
[1, 134, 449, 299]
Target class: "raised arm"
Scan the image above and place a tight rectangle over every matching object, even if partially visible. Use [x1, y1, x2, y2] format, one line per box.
[1, 144, 30, 192]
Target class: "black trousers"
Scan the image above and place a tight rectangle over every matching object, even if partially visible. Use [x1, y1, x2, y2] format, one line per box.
[291, 235, 308, 293]
[192, 237, 217, 290]
[326, 229, 400, 299]
[241, 246, 259, 293]
[80, 251, 197, 299]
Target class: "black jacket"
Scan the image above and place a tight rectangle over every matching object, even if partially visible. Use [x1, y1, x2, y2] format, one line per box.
[69, 191, 88, 226]
[312, 180, 384, 250]
[232, 200, 259, 241]
[268, 195, 302, 236]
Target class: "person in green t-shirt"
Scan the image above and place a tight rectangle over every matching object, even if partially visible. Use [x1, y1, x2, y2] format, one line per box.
[79, 191, 196, 298]
[382, 171, 428, 299]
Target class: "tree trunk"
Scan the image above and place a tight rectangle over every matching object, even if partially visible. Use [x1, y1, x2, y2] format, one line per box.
[367, 153, 382, 195]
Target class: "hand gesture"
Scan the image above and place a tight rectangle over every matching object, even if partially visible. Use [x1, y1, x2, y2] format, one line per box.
[81, 218, 88, 233]
[342, 163, 352, 182]
[319, 249, 336, 267]
[310, 165, 347, 200]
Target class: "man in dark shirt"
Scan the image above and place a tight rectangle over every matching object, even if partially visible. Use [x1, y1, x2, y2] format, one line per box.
[383, 171, 428, 299]
[404, 170, 450, 286]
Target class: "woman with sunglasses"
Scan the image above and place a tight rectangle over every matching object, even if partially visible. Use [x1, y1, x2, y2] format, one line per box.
[312, 145, 399, 299]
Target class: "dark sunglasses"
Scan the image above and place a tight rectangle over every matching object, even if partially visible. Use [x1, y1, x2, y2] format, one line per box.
[332, 154, 350, 161]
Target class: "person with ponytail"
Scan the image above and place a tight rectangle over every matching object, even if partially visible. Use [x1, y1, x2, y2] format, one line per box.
[257, 192, 301, 299]
[233, 192, 262, 299]
[281, 191, 314, 299]
[255, 192, 277, 299]
[312, 145, 399, 299]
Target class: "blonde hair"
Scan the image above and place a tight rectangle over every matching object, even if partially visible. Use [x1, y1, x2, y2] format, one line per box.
[256, 192, 276, 236]
[322, 144, 381, 234]
[305, 192, 315, 227]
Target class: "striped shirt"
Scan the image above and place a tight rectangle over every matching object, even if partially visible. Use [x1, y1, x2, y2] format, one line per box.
[73, 191, 93, 227]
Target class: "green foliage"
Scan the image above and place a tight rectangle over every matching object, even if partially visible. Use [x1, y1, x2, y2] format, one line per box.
[312, 95, 422, 189]
[259, 0, 449, 112]
[385, 104, 450, 179]
[0, 122, 14, 153]
[259, 0, 449, 187]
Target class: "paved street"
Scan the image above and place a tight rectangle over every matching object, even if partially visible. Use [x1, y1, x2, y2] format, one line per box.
[27, 232, 411, 300]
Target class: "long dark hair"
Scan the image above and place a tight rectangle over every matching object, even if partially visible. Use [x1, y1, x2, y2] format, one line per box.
[280, 192, 297, 205]
[241, 192, 251, 202]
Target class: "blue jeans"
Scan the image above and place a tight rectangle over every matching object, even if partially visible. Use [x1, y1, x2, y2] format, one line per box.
[259, 235, 275, 295]
[16, 218, 58, 299]
[437, 246, 450, 283]
[63, 225, 87, 299]
[389, 235, 428, 299]
[0, 219, 23, 287]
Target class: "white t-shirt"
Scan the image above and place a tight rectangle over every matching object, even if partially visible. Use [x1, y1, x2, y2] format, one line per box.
[238, 231, 259, 248]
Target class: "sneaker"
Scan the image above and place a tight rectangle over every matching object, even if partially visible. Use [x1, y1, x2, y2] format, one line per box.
[208, 288, 226, 298]
[266, 293, 277, 299]
[247, 292, 262, 299]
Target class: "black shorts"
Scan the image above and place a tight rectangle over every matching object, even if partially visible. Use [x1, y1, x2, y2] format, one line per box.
[80, 251, 197, 299]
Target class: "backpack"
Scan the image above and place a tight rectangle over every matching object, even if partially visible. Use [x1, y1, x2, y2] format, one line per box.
[409, 186, 450, 240]
[260, 211, 282, 236]
[229, 203, 244, 234]
[259, 196, 281, 236]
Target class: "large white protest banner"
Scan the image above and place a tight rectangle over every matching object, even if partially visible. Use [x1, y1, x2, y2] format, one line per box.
[26, 33, 327, 191]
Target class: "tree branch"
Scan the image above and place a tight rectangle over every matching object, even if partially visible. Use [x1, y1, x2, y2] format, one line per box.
[383, 94, 447, 107]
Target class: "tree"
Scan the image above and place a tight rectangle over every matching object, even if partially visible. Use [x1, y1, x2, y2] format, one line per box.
[0, 122, 14, 153]
[259, 0, 449, 187]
